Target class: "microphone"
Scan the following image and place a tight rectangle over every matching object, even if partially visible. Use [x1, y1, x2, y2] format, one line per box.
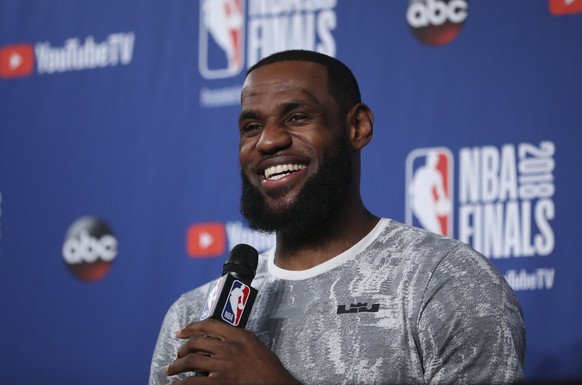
[199, 244, 259, 328]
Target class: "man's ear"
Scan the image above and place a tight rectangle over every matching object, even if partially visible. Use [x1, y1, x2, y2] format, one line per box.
[347, 103, 374, 150]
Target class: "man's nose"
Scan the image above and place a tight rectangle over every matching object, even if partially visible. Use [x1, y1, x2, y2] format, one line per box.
[256, 123, 292, 154]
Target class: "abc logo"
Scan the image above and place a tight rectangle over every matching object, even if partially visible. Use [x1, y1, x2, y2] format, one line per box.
[62, 216, 118, 281]
[407, 0, 468, 45]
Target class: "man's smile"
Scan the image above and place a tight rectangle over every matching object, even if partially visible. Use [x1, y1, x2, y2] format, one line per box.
[264, 163, 307, 180]
[259, 161, 309, 194]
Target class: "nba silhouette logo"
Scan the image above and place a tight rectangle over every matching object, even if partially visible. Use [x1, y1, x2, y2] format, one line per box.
[221, 280, 250, 326]
[199, 0, 245, 79]
[200, 277, 224, 320]
[405, 147, 454, 237]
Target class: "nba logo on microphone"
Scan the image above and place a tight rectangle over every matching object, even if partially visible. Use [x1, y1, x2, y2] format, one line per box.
[405, 147, 454, 237]
[200, 277, 224, 319]
[199, 0, 245, 79]
[221, 280, 251, 326]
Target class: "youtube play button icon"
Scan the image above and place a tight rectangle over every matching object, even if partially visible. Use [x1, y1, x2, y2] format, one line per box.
[0, 44, 35, 78]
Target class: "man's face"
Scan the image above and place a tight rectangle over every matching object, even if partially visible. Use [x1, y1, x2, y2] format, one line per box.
[238, 61, 353, 235]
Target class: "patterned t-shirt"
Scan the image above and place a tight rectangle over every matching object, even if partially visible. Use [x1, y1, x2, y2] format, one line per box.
[149, 218, 525, 384]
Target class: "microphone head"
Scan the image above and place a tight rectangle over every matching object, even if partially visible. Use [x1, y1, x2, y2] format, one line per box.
[222, 244, 259, 283]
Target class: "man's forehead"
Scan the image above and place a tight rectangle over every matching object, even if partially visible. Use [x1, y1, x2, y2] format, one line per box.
[241, 61, 328, 101]
[239, 90, 319, 114]
[244, 61, 326, 87]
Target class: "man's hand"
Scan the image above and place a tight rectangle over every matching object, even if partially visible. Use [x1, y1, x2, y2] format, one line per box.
[165, 318, 301, 385]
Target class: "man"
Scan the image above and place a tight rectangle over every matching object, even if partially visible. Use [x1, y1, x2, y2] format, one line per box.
[149, 50, 525, 384]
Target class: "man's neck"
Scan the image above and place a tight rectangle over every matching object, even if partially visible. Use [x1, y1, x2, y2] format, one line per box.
[273, 206, 379, 271]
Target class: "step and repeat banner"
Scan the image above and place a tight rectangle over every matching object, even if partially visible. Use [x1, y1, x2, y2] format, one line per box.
[1, 0, 581, 383]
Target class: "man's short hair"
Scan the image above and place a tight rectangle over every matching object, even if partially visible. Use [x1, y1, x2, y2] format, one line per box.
[246, 50, 361, 118]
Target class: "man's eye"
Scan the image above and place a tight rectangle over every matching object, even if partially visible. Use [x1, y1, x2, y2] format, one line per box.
[241, 123, 261, 134]
[287, 114, 307, 123]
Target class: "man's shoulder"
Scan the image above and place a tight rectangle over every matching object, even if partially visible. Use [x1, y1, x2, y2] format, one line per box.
[367, 218, 503, 284]
[372, 218, 467, 261]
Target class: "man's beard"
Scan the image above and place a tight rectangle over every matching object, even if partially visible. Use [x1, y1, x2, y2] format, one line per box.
[240, 135, 353, 238]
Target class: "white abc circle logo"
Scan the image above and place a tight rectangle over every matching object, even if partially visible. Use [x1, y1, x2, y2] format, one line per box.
[407, 0, 468, 28]
[62, 216, 118, 281]
[62, 230, 117, 264]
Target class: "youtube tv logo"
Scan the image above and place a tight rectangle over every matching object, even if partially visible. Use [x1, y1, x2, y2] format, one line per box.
[187, 223, 227, 257]
[186, 220, 274, 259]
[1, 32, 134, 80]
[549, 0, 582, 15]
[0, 44, 35, 78]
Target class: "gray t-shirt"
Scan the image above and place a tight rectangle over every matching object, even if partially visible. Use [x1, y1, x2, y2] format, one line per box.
[149, 218, 525, 384]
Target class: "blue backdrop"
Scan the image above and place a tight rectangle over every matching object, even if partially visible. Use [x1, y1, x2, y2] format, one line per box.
[1, 0, 581, 383]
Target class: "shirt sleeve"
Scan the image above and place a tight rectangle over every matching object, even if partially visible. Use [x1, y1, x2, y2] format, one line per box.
[148, 298, 186, 385]
[417, 243, 526, 385]
[148, 289, 207, 385]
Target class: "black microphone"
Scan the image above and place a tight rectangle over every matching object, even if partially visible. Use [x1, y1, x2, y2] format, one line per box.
[199, 244, 259, 328]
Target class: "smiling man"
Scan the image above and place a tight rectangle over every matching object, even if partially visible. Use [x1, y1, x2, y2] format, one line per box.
[149, 50, 525, 385]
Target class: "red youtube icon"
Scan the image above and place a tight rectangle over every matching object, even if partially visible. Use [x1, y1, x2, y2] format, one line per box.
[187, 223, 226, 257]
[0, 44, 34, 78]
[549, 0, 582, 15]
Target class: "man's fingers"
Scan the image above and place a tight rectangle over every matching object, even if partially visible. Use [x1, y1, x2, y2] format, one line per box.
[177, 334, 223, 359]
[176, 319, 229, 339]
[166, 353, 214, 376]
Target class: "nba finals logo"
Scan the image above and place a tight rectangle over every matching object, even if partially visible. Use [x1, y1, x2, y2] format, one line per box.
[221, 280, 251, 326]
[199, 0, 245, 79]
[406, 147, 454, 237]
[405, 142, 557, 292]
[197, 0, 338, 107]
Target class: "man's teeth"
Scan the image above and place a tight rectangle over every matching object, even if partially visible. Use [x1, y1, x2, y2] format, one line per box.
[264, 164, 306, 180]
